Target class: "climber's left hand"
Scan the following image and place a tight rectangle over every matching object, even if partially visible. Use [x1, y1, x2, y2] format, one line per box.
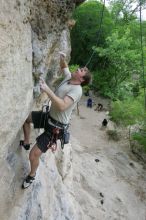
[39, 78, 50, 93]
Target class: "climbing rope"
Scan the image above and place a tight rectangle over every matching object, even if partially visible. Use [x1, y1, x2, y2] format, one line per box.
[85, 0, 106, 67]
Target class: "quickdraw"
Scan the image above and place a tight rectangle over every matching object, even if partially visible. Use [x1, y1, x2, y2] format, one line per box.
[47, 127, 61, 153]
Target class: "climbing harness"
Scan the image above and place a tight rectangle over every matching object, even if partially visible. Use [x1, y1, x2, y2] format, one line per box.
[37, 79, 70, 152]
[45, 118, 70, 153]
[47, 127, 61, 153]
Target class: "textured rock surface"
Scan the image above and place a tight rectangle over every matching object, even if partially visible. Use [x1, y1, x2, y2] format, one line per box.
[29, 0, 74, 83]
[0, 0, 32, 159]
[4, 140, 78, 220]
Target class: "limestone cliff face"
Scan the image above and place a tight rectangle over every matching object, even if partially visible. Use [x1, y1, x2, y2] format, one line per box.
[0, 0, 32, 160]
[0, 1, 84, 219]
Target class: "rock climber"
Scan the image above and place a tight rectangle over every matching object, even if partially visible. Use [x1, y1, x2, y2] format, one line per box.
[21, 52, 91, 189]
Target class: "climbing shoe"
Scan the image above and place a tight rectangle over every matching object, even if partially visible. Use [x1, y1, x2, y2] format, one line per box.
[20, 140, 30, 150]
[22, 175, 35, 189]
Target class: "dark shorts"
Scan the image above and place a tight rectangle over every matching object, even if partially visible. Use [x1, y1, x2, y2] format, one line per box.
[31, 111, 66, 153]
[31, 111, 50, 153]
[36, 131, 52, 153]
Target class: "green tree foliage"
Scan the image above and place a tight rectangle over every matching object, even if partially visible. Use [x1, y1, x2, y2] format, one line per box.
[70, 0, 113, 69]
[109, 0, 146, 25]
[53, 65, 79, 87]
[70, 0, 146, 100]
[69, 0, 146, 151]
[92, 29, 141, 98]
[69, 64, 79, 73]
[110, 90, 146, 126]
[132, 126, 146, 151]
[110, 90, 146, 150]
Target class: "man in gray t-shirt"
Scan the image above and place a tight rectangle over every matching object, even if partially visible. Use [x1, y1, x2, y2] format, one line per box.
[21, 53, 91, 189]
[49, 66, 82, 124]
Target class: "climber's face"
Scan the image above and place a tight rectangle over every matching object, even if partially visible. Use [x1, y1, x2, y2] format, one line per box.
[72, 67, 87, 83]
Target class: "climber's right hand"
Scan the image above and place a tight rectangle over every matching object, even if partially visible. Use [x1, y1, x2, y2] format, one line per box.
[39, 77, 49, 93]
[59, 51, 66, 60]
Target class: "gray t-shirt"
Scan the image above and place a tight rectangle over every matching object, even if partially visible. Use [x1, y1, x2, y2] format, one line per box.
[49, 67, 82, 124]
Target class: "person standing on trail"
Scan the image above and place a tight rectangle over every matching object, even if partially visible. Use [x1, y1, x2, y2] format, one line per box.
[87, 97, 92, 108]
[21, 52, 91, 189]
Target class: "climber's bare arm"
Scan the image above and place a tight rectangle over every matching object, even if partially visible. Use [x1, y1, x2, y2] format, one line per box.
[59, 52, 68, 69]
[40, 78, 73, 111]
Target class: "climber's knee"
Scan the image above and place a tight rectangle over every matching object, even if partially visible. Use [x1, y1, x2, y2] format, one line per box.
[25, 113, 32, 123]
[29, 145, 42, 162]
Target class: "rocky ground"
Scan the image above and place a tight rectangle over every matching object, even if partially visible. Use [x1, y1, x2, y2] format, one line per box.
[70, 95, 146, 220]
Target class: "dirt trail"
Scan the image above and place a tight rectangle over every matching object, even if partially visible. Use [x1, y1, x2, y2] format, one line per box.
[70, 96, 146, 220]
